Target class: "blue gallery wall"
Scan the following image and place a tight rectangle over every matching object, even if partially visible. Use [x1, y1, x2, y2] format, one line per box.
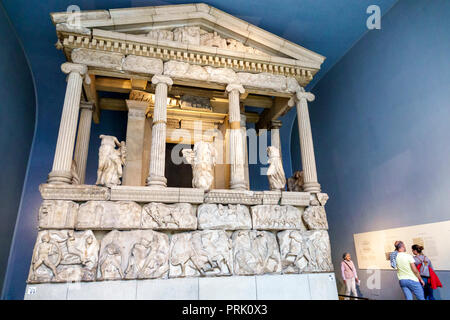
[0, 5, 36, 295]
[291, 0, 450, 299]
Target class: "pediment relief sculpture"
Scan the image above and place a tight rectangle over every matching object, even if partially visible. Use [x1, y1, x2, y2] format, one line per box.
[145, 26, 269, 56]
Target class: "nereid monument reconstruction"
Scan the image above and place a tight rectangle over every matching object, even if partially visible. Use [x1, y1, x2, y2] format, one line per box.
[26, 3, 337, 299]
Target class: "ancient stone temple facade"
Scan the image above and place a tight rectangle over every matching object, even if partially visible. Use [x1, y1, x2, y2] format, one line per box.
[25, 4, 337, 300]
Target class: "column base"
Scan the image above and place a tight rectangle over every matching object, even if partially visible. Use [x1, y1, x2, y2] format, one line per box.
[146, 174, 167, 188]
[303, 182, 321, 193]
[230, 180, 248, 191]
[47, 171, 72, 185]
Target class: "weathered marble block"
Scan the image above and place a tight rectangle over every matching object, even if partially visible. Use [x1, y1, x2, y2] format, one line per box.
[302, 206, 329, 230]
[251, 205, 306, 230]
[28, 230, 99, 283]
[142, 203, 197, 230]
[197, 204, 251, 230]
[98, 230, 169, 280]
[280, 191, 310, 206]
[232, 230, 281, 275]
[278, 230, 333, 273]
[38, 200, 78, 229]
[77, 201, 141, 230]
[122, 55, 163, 75]
[71, 48, 123, 70]
[169, 230, 232, 278]
[39, 183, 110, 201]
[110, 186, 180, 203]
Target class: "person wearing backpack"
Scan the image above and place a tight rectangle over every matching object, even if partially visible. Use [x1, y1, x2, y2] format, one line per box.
[412, 244, 442, 300]
[341, 252, 359, 300]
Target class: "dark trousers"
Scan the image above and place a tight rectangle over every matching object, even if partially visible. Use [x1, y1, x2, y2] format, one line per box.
[423, 277, 435, 300]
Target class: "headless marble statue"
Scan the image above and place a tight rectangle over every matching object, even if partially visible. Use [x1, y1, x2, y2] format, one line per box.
[267, 146, 286, 191]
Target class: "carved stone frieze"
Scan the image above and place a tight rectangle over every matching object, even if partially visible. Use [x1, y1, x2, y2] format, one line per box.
[232, 230, 281, 275]
[278, 230, 333, 273]
[141, 203, 197, 230]
[302, 206, 328, 230]
[169, 230, 232, 277]
[77, 201, 141, 230]
[28, 230, 99, 283]
[98, 230, 169, 280]
[251, 205, 306, 230]
[122, 55, 163, 75]
[71, 48, 123, 70]
[280, 191, 310, 206]
[197, 204, 251, 230]
[38, 200, 78, 229]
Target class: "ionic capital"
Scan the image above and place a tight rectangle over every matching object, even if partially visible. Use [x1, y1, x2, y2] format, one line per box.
[151, 75, 173, 87]
[296, 89, 315, 102]
[61, 62, 87, 76]
[226, 83, 245, 95]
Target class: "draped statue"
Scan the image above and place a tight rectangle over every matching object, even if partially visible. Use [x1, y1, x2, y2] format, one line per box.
[96, 135, 126, 187]
[267, 146, 286, 191]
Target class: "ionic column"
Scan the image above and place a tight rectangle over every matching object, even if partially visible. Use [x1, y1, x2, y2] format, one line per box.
[123, 100, 149, 186]
[295, 89, 321, 193]
[146, 75, 173, 188]
[270, 120, 282, 154]
[73, 101, 93, 184]
[226, 83, 247, 190]
[241, 113, 250, 190]
[48, 63, 87, 184]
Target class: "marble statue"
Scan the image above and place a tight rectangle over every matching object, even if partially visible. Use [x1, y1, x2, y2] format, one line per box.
[287, 170, 304, 192]
[142, 202, 197, 230]
[232, 230, 281, 275]
[98, 230, 169, 280]
[302, 206, 329, 230]
[96, 135, 126, 187]
[197, 204, 251, 230]
[251, 205, 306, 230]
[77, 201, 141, 230]
[169, 230, 232, 277]
[267, 146, 286, 191]
[38, 200, 78, 229]
[71, 160, 80, 184]
[278, 230, 333, 273]
[28, 230, 99, 283]
[182, 141, 216, 191]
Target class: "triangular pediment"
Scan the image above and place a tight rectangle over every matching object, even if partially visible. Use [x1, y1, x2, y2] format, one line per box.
[51, 3, 325, 71]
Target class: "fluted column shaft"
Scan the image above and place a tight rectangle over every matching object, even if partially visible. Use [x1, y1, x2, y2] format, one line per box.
[73, 102, 93, 184]
[296, 90, 321, 193]
[48, 63, 87, 184]
[147, 75, 173, 188]
[226, 83, 247, 190]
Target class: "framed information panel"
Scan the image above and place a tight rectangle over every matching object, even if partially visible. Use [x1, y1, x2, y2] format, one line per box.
[354, 220, 450, 270]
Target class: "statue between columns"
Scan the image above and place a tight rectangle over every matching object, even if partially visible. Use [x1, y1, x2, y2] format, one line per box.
[182, 141, 216, 191]
[267, 146, 286, 191]
[96, 135, 127, 187]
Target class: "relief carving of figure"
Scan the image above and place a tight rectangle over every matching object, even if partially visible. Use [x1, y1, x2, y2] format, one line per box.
[288, 170, 304, 192]
[267, 146, 286, 191]
[28, 230, 99, 283]
[96, 135, 126, 187]
[182, 141, 216, 191]
[99, 243, 124, 280]
[169, 231, 232, 277]
[31, 232, 62, 281]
